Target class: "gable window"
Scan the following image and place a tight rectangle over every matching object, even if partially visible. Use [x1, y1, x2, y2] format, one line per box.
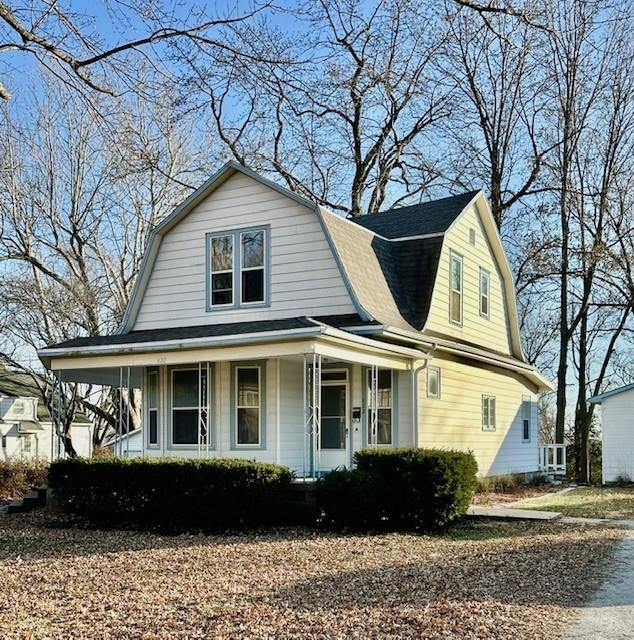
[207, 227, 269, 310]
[147, 369, 159, 447]
[240, 230, 265, 304]
[482, 395, 496, 431]
[450, 252, 463, 325]
[210, 234, 234, 306]
[522, 396, 531, 442]
[479, 268, 490, 318]
[236, 366, 261, 446]
[171, 368, 200, 445]
[367, 369, 393, 445]
[427, 366, 441, 399]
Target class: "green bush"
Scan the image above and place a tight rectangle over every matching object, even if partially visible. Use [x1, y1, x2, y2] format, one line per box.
[317, 448, 478, 531]
[0, 459, 48, 501]
[48, 457, 293, 531]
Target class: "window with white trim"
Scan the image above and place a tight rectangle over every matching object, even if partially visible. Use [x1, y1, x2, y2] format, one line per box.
[21, 434, 32, 454]
[450, 252, 463, 324]
[482, 395, 496, 431]
[171, 368, 199, 445]
[480, 268, 490, 318]
[147, 368, 159, 446]
[240, 230, 265, 304]
[427, 366, 441, 399]
[367, 369, 393, 445]
[522, 396, 531, 442]
[209, 234, 234, 306]
[236, 366, 261, 446]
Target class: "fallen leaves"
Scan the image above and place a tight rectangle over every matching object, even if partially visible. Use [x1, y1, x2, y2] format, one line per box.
[0, 513, 624, 639]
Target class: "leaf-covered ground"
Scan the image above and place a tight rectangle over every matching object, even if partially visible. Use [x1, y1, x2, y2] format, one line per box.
[0, 512, 624, 639]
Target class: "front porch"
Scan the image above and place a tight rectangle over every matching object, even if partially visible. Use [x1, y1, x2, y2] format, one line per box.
[43, 326, 425, 477]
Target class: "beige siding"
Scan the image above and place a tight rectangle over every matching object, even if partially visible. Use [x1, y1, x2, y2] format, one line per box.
[600, 389, 634, 483]
[425, 203, 512, 355]
[134, 172, 356, 330]
[418, 353, 539, 477]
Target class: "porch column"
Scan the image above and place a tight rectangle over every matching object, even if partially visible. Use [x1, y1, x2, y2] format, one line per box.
[368, 364, 379, 447]
[303, 353, 322, 479]
[197, 362, 211, 457]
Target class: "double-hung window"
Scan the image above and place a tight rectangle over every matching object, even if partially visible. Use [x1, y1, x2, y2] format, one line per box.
[171, 369, 200, 445]
[236, 366, 261, 446]
[482, 395, 496, 431]
[450, 252, 463, 324]
[147, 368, 159, 447]
[208, 227, 268, 309]
[480, 268, 490, 318]
[522, 396, 531, 442]
[367, 369, 393, 445]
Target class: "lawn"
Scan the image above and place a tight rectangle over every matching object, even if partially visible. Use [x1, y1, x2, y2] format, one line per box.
[0, 512, 624, 639]
[511, 486, 634, 519]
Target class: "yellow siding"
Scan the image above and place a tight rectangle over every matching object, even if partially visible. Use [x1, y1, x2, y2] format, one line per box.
[418, 353, 539, 477]
[425, 203, 512, 355]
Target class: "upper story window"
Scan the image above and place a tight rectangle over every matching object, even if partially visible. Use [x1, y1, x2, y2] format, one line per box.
[207, 226, 269, 311]
[479, 268, 490, 318]
[449, 251, 463, 325]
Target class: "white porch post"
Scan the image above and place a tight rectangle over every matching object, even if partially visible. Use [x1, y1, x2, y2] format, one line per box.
[125, 366, 131, 458]
[303, 353, 322, 479]
[369, 364, 379, 447]
[197, 362, 210, 458]
[117, 366, 123, 458]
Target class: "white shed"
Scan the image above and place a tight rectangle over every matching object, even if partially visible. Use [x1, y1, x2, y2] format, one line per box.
[590, 384, 634, 484]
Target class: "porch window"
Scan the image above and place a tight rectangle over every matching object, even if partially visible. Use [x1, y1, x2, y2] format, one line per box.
[236, 366, 261, 446]
[210, 234, 234, 306]
[450, 251, 463, 324]
[240, 230, 265, 304]
[427, 366, 441, 399]
[147, 369, 159, 446]
[522, 396, 531, 442]
[479, 268, 490, 318]
[367, 369, 393, 445]
[482, 395, 496, 431]
[171, 368, 199, 445]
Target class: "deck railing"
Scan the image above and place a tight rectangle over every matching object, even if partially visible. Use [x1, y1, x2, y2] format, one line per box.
[538, 443, 567, 475]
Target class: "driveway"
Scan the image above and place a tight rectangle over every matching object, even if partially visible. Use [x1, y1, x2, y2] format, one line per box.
[562, 523, 634, 640]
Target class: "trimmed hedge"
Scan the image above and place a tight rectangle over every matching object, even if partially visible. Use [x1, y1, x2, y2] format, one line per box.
[48, 457, 292, 531]
[317, 448, 478, 531]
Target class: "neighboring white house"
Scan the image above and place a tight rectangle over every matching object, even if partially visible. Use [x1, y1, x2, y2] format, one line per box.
[590, 384, 634, 484]
[39, 162, 555, 478]
[0, 366, 93, 461]
[106, 428, 143, 458]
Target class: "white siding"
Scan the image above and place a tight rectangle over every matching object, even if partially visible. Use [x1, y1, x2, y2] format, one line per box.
[418, 353, 539, 477]
[601, 389, 634, 483]
[0, 421, 92, 462]
[425, 203, 513, 355]
[134, 172, 356, 330]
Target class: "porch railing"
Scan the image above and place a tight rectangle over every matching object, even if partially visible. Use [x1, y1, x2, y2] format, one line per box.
[538, 443, 567, 475]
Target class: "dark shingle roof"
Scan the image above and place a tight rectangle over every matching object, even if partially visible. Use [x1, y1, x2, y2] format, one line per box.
[353, 191, 479, 239]
[47, 314, 378, 350]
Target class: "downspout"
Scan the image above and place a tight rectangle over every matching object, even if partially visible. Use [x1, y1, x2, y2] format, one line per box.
[411, 344, 437, 449]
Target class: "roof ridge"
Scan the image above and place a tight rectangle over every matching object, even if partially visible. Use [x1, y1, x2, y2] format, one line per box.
[375, 189, 481, 217]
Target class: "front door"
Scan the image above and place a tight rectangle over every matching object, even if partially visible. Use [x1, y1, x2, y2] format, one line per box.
[319, 373, 349, 470]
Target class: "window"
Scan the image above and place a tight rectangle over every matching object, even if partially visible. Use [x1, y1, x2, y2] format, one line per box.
[522, 396, 531, 442]
[367, 369, 393, 445]
[21, 434, 32, 454]
[210, 234, 234, 306]
[236, 366, 261, 446]
[147, 369, 159, 446]
[482, 395, 496, 431]
[1, 434, 5, 448]
[427, 366, 441, 399]
[469, 228, 476, 246]
[240, 230, 265, 304]
[207, 227, 268, 310]
[450, 252, 463, 324]
[479, 268, 490, 318]
[171, 369, 200, 445]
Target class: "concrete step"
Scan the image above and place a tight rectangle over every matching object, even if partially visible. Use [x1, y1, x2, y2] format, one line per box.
[466, 505, 562, 521]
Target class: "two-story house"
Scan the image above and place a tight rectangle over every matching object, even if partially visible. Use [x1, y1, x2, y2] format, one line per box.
[39, 162, 553, 478]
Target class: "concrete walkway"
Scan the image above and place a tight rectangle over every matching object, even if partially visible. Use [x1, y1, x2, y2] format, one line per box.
[466, 504, 561, 521]
[562, 523, 634, 640]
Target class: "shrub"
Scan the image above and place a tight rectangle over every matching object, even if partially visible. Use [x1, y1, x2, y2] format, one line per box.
[48, 457, 293, 531]
[317, 448, 478, 531]
[0, 459, 48, 501]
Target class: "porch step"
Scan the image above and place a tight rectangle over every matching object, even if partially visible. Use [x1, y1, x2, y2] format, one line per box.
[466, 505, 562, 521]
[6, 484, 48, 514]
